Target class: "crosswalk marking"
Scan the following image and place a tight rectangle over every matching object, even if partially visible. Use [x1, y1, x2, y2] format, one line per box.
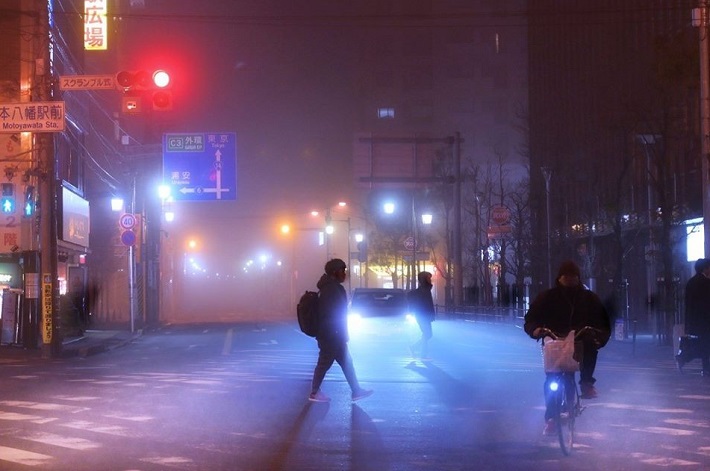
[0, 445, 53, 466]
[20, 431, 101, 450]
[0, 411, 42, 421]
[0, 400, 89, 413]
[61, 420, 132, 437]
[141, 456, 194, 466]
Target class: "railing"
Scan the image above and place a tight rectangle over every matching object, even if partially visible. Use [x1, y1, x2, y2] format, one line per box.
[435, 304, 526, 326]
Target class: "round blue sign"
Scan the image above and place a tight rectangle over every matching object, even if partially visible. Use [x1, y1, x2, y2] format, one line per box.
[120, 230, 136, 246]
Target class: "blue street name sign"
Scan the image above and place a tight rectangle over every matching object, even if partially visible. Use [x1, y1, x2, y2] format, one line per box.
[162, 132, 237, 201]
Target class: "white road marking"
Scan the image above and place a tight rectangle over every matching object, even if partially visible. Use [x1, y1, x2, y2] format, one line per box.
[0, 411, 42, 421]
[222, 328, 233, 356]
[141, 456, 194, 465]
[0, 401, 88, 413]
[61, 421, 131, 437]
[0, 445, 53, 466]
[21, 432, 101, 450]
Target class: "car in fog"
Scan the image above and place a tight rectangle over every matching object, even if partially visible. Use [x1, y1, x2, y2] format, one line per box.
[348, 288, 411, 319]
[347, 288, 417, 335]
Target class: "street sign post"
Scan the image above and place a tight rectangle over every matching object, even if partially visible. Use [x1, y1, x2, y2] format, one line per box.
[162, 132, 237, 201]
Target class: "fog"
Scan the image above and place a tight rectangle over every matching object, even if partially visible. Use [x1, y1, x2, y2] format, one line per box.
[82, 1, 528, 321]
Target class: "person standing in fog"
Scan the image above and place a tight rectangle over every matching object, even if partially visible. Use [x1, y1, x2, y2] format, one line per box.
[408, 271, 435, 360]
[681, 258, 710, 375]
[309, 258, 374, 403]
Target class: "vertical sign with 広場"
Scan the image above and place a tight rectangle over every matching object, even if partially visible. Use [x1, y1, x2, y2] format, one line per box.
[84, 0, 107, 51]
[42, 274, 52, 344]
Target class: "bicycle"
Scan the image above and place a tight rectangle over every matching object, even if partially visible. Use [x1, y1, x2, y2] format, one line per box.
[537, 326, 603, 456]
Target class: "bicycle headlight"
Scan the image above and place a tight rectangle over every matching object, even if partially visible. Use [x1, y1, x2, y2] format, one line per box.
[549, 380, 560, 392]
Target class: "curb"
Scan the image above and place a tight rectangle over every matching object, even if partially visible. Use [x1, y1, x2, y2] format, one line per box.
[60, 329, 143, 359]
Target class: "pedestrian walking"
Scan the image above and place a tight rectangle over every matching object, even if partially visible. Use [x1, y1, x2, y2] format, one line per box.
[524, 260, 611, 435]
[680, 258, 710, 375]
[309, 258, 373, 403]
[408, 271, 435, 360]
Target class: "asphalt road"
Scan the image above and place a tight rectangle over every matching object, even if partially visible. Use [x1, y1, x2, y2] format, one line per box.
[0, 317, 709, 471]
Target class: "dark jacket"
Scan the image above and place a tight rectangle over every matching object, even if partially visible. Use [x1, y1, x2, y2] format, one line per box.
[407, 286, 435, 322]
[524, 282, 611, 347]
[316, 273, 349, 344]
[685, 273, 710, 336]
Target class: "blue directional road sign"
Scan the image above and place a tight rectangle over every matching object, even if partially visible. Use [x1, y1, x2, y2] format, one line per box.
[162, 132, 237, 201]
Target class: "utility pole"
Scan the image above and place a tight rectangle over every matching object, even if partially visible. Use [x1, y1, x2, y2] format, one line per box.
[36, 1, 60, 357]
[696, 1, 710, 257]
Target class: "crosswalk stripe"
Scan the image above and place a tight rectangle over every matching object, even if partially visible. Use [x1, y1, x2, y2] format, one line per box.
[20, 432, 101, 451]
[61, 420, 131, 437]
[0, 445, 53, 466]
[0, 400, 89, 413]
[0, 411, 42, 421]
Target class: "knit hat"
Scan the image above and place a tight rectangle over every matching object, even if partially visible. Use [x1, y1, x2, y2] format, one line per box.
[324, 258, 347, 275]
[417, 271, 433, 284]
[557, 260, 580, 278]
[695, 258, 710, 274]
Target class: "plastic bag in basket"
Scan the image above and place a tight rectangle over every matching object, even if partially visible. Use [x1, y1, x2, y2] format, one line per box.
[543, 330, 578, 372]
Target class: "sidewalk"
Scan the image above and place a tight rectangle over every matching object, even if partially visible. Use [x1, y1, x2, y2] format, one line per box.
[0, 327, 142, 361]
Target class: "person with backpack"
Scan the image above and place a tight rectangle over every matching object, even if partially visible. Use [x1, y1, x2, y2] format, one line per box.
[309, 258, 374, 403]
[408, 271, 435, 360]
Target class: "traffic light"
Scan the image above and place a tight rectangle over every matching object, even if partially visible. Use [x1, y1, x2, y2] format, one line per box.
[116, 69, 173, 111]
[1, 183, 15, 214]
[151, 89, 172, 111]
[23, 185, 35, 217]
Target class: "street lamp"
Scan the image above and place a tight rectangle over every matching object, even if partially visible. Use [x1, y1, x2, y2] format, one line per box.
[541, 167, 552, 288]
[382, 195, 433, 290]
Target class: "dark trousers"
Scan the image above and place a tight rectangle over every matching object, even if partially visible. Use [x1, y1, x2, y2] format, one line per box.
[311, 340, 360, 394]
[576, 337, 599, 385]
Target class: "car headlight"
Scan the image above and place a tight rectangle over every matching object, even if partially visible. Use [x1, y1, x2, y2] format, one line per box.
[405, 313, 417, 324]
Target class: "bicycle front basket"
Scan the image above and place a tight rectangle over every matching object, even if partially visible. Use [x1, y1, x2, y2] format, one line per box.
[542, 333, 579, 373]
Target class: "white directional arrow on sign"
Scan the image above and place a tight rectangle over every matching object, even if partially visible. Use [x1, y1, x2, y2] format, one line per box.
[179, 187, 231, 194]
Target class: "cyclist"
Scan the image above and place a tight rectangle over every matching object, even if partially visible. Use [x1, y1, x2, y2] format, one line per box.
[524, 260, 611, 435]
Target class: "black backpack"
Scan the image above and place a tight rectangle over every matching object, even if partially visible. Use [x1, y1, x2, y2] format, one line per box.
[297, 290, 319, 337]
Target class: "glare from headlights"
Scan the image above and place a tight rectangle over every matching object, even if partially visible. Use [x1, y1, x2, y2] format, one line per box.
[405, 313, 417, 324]
[348, 313, 363, 331]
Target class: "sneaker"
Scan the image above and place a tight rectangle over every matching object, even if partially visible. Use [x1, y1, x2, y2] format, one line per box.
[543, 419, 557, 436]
[308, 391, 330, 403]
[580, 383, 598, 399]
[352, 389, 374, 402]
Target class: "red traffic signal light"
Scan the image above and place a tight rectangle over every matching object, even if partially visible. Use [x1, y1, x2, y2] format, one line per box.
[151, 90, 172, 110]
[117, 69, 173, 111]
[115, 70, 153, 90]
